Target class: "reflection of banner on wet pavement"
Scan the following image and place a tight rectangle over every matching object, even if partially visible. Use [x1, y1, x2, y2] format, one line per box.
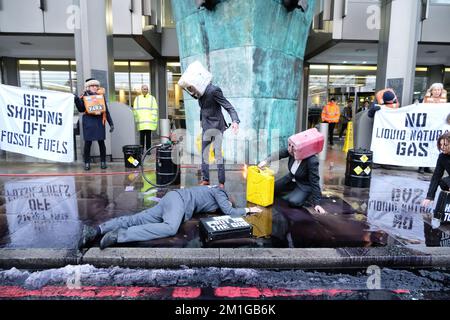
[371, 103, 450, 166]
[0, 84, 74, 162]
[367, 174, 432, 243]
[5, 177, 79, 248]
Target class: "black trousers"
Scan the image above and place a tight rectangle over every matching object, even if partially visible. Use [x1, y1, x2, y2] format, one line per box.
[275, 175, 311, 207]
[339, 122, 348, 138]
[84, 140, 106, 163]
[440, 176, 450, 191]
[140, 130, 152, 152]
[327, 122, 336, 145]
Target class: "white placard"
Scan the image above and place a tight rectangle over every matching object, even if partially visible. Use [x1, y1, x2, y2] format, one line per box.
[0, 84, 74, 162]
[371, 103, 450, 166]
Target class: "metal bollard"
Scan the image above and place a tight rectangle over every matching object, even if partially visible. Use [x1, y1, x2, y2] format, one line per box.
[160, 119, 171, 144]
[319, 122, 328, 161]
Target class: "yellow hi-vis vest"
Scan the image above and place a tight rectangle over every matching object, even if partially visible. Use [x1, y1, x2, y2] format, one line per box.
[133, 94, 159, 131]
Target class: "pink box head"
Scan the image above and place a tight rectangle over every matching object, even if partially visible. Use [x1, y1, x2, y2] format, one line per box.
[288, 128, 324, 160]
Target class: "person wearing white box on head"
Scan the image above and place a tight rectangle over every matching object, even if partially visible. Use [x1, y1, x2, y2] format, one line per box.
[178, 61, 240, 189]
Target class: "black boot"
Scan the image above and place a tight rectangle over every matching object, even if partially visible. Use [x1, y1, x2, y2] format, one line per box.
[78, 225, 100, 249]
[418, 167, 424, 174]
[84, 162, 91, 171]
[100, 229, 119, 250]
[101, 161, 107, 169]
[424, 167, 433, 174]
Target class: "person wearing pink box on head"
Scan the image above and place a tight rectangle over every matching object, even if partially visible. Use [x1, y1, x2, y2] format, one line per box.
[258, 128, 326, 214]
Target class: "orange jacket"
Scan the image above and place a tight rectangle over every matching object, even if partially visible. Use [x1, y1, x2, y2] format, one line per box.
[321, 102, 340, 123]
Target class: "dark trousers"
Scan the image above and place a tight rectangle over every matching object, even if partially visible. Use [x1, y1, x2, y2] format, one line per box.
[440, 176, 450, 191]
[100, 191, 185, 243]
[275, 175, 311, 207]
[339, 122, 348, 138]
[327, 122, 336, 145]
[201, 129, 225, 184]
[140, 130, 152, 152]
[84, 140, 106, 163]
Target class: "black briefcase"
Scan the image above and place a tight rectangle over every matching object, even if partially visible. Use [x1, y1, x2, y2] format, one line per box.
[434, 191, 450, 224]
[199, 216, 253, 242]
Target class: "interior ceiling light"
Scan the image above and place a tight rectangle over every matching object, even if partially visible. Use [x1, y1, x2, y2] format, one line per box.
[19, 42, 32, 46]
[355, 48, 366, 52]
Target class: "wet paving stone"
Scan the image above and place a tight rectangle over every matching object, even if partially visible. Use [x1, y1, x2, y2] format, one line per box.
[0, 145, 448, 251]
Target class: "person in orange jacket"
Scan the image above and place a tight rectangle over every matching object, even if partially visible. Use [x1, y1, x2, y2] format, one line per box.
[321, 97, 340, 146]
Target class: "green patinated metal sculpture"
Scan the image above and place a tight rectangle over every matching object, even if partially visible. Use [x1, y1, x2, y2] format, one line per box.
[171, 0, 315, 163]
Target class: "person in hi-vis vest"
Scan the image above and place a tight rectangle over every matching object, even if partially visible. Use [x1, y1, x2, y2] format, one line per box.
[321, 97, 340, 146]
[132, 85, 159, 151]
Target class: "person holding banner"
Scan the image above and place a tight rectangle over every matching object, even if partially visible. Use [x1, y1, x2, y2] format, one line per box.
[422, 132, 450, 207]
[423, 83, 447, 104]
[74, 78, 114, 171]
[368, 88, 400, 118]
[419, 83, 448, 174]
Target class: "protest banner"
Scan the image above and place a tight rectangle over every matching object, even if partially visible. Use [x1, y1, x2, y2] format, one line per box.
[371, 103, 450, 166]
[0, 84, 74, 162]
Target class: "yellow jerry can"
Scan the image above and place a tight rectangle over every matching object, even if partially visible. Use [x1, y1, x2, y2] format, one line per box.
[246, 166, 275, 207]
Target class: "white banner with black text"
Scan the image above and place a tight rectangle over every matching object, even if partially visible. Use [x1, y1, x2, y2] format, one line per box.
[0, 84, 74, 162]
[371, 103, 450, 166]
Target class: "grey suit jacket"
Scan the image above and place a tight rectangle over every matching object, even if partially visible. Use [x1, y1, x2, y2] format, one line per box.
[199, 83, 240, 132]
[175, 186, 246, 221]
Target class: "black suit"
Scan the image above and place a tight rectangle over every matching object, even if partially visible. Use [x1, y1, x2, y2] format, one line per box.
[199, 83, 240, 184]
[266, 148, 322, 207]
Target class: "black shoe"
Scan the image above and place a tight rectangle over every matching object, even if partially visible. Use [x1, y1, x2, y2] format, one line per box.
[78, 225, 99, 249]
[84, 163, 91, 171]
[100, 161, 107, 169]
[424, 167, 433, 174]
[418, 167, 424, 174]
[100, 229, 119, 250]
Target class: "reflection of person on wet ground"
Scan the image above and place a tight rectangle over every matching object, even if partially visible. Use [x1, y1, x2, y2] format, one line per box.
[79, 186, 262, 249]
[422, 132, 450, 208]
[271, 205, 386, 247]
[258, 149, 326, 214]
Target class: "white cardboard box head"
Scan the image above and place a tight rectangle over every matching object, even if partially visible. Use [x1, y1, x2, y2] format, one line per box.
[178, 61, 212, 98]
